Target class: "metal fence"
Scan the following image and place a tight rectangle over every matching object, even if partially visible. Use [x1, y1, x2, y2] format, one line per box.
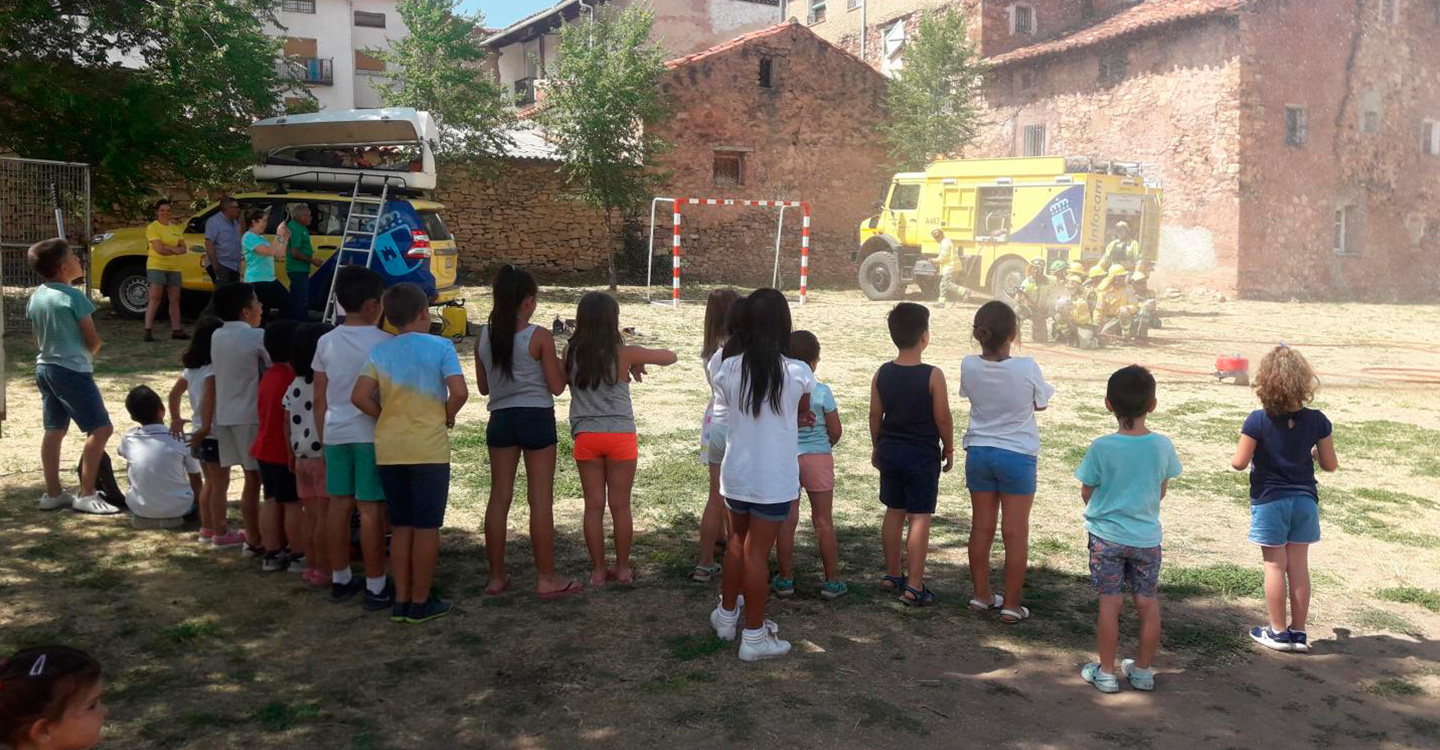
[1, 157, 92, 332]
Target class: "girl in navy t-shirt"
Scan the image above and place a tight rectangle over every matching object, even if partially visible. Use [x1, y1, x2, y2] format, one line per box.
[1230, 346, 1338, 654]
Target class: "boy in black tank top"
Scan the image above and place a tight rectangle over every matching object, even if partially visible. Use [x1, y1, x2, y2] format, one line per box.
[868, 303, 954, 606]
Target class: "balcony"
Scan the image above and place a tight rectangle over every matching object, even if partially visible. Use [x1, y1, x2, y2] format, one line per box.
[299, 57, 334, 86]
[514, 77, 536, 106]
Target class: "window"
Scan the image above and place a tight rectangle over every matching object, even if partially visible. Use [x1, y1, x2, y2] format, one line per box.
[354, 11, 386, 28]
[1284, 106, 1308, 146]
[1012, 4, 1035, 34]
[1360, 90, 1382, 133]
[809, 0, 826, 24]
[848, 0, 860, 8]
[759, 57, 773, 88]
[1099, 50, 1128, 85]
[1380, 0, 1400, 24]
[1424, 120, 1440, 155]
[1022, 124, 1047, 156]
[882, 20, 906, 77]
[1334, 205, 1360, 255]
[888, 183, 920, 211]
[281, 0, 316, 12]
[713, 151, 745, 187]
[355, 50, 385, 73]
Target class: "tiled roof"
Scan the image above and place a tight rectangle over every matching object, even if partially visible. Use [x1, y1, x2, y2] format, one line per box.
[664, 20, 868, 71]
[987, 0, 1251, 67]
[500, 121, 560, 161]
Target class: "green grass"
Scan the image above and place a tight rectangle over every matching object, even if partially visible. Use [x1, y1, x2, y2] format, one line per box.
[1352, 607, 1422, 636]
[1376, 586, 1440, 612]
[1363, 677, 1424, 699]
[1162, 563, 1264, 600]
[161, 618, 220, 643]
[253, 701, 323, 732]
[666, 634, 727, 661]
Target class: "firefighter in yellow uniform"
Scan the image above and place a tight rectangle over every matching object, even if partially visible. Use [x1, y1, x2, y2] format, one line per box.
[1059, 269, 1100, 349]
[1017, 259, 1054, 342]
[1093, 264, 1136, 342]
[933, 228, 970, 306]
[1099, 222, 1141, 271]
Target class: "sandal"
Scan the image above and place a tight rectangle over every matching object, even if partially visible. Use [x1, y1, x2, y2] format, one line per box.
[689, 564, 721, 583]
[999, 606, 1031, 624]
[879, 574, 907, 592]
[483, 576, 512, 596]
[968, 594, 1004, 612]
[537, 580, 585, 601]
[902, 585, 936, 607]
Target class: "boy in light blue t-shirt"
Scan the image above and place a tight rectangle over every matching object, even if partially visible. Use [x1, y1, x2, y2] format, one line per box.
[774, 331, 847, 600]
[1075, 365, 1181, 695]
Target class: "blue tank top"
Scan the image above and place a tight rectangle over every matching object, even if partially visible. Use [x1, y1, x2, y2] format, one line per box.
[876, 362, 940, 452]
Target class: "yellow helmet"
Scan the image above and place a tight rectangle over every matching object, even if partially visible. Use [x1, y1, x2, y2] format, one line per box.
[1088, 265, 1108, 280]
[1108, 264, 1129, 278]
[1068, 261, 1086, 276]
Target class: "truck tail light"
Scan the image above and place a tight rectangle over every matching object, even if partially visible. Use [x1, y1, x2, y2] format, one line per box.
[406, 230, 432, 259]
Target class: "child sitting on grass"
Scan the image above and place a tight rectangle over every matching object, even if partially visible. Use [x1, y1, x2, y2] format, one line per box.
[1075, 365, 1182, 693]
[1231, 345, 1337, 654]
[118, 385, 200, 528]
[0, 646, 107, 750]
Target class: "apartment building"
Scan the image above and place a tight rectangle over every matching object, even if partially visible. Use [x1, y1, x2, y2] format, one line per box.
[274, 0, 410, 111]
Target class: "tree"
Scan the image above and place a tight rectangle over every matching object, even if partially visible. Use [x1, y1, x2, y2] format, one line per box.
[878, 9, 989, 171]
[373, 0, 512, 164]
[537, 5, 670, 289]
[0, 0, 299, 213]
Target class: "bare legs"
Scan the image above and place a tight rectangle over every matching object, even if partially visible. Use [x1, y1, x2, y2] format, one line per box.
[1262, 543, 1311, 633]
[204, 463, 230, 534]
[719, 510, 785, 630]
[696, 463, 726, 569]
[579, 457, 637, 586]
[303, 494, 329, 575]
[968, 491, 1034, 610]
[777, 490, 840, 583]
[240, 469, 262, 550]
[485, 445, 574, 596]
[1096, 594, 1161, 674]
[881, 508, 932, 595]
[142, 283, 182, 333]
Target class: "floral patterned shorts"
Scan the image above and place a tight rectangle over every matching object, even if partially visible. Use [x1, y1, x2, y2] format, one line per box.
[1087, 533, 1162, 597]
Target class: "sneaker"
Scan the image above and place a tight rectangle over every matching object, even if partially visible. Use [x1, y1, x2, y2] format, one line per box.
[330, 577, 364, 603]
[819, 580, 849, 600]
[71, 494, 120, 515]
[1120, 659, 1155, 691]
[392, 600, 412, 623]
[770, 575, 795, 598]
[241, 544, 264, 559]
[1288, 630, 1311, 653]
[738, 628, 791, 662]
[406, 598, 454, 624]
[710, 602, 740, 642]
[1081, 662, 1120, 693]
[287, 555, 308, 573]
[362, 580, 395, 612]
[211, 531, 245, 549]
[261, 552, 288, 573]
[1250, 626, 1294, 652]
[38, 490, 76, 511]
[198, 528, 215, 544]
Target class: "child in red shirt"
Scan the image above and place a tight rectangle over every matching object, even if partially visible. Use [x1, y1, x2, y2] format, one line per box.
[251, 320, 303, 573]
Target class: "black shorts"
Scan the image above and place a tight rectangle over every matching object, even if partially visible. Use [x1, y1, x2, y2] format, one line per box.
[876, 443, 940, 515]
[486, 407, 558, 451]
[257, 460, 299, 503]
[378, 464, 450, 529]
[198, 438, 221, 464]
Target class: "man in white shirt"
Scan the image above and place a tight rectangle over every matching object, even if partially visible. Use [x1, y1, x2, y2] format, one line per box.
[119, 385, 200, 529]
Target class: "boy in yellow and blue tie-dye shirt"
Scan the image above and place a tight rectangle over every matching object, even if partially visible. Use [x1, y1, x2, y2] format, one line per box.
[351, 283, 468, 624]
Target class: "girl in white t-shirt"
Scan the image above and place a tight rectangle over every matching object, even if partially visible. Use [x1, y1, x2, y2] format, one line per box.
[709, 288, 815, 662]
[960, 301, 1055, 625]
[169, 317, 223, 543]
[691, 288, 740, 583]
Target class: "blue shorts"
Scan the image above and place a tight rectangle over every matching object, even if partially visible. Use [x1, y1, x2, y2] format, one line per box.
[36, 364, 111, 433]
[724, 498, 793, 523]
[1249, 496, 1321, 546]
[964, 446, 1038, 495]
[379, 464, 451, 529]
[876, 442, 940, 515]
[486, 407, 558, 451]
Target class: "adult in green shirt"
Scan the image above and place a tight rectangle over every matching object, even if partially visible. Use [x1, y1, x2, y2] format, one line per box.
[285, 204, 322, 321]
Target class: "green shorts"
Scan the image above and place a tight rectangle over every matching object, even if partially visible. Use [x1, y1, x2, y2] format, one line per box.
[324, 443, 385, 501]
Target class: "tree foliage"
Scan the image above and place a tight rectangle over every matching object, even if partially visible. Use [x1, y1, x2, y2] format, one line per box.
[537, 5, 670, 287]
[0, 0, 299, 212]
[372, 0, 512, 164]
[878, 9, 989, 171]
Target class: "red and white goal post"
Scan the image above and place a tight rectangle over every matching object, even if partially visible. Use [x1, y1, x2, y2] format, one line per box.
[645, 197, 811, 307]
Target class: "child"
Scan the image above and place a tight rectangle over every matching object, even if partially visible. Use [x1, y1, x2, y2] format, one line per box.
[240, 207, 290, 320]
[314, 266, 393, 609]
[564, 291, 677, 587]
[352, 283, 468, 622]
[208, 282, 270, 555]
[1231, 346, 1337, 653]
[25, 239, 118, 515]
[961, 301, 1054, 623]
[286, 322, 336, 588]
[774, 330, 846, 599]
[691, 288, 739, 583]
[475, 265, 579, 599]
[170, 318, 224, 543]
[710, 288, 816, 662]
[118, 385, 200, 528]
[0, 646, 107, 750]
[869, 302, 953, 606]
[1075, 365, 1181, 693]
[251, 320, 303, 573]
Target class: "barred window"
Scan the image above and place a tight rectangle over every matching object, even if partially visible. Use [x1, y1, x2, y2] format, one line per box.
[1022, 124, 1047, 156]
[354, 11, 386, 28]
[282, 0, 316, 13]
[1012, 5, 1035, 34]
[1099, 50, 1128, 85]
[713, 151, 745, 187]
[1284, 106, 1308, 147]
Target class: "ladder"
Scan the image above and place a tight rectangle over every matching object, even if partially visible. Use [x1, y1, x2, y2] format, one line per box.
[321, 176, 391, 324]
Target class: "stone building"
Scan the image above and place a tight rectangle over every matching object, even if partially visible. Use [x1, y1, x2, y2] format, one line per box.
[806, 0, 1440, 299]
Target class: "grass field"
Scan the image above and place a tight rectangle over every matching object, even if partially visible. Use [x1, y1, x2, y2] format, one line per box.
[2, 285, 1439, 749]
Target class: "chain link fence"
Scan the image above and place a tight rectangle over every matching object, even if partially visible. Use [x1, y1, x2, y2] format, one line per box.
[1, 157, 92, 333]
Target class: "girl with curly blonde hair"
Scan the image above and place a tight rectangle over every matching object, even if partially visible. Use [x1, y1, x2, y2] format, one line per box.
[1230, 346, 1338, 654]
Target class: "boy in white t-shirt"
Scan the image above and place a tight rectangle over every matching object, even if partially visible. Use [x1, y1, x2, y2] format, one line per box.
[118, 385, 199, 529]
[314, 267, 393, 609]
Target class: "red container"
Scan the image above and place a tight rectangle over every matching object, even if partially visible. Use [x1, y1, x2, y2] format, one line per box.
[1215, 355, 1249, 375]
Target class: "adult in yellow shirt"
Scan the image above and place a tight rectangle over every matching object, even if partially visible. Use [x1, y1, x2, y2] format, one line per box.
[143, 199, 189, 342]
[933, 228, 970, 306]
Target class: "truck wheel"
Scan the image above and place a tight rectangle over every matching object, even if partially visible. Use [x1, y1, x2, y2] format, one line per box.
[916, 276, 940, 300]
[859, 252, 906, 301]
[989, 257, 1028, 305]
[107, 264, 150, 320]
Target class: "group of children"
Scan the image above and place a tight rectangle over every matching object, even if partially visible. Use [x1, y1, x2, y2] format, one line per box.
[23, 237, 1339, 684]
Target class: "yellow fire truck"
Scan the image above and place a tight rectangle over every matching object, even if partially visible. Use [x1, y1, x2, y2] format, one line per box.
[854, 156, 1163, 300]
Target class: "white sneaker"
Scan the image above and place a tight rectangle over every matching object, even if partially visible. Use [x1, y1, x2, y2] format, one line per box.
[738, 628, 791, 662]
[711, 604, 740, 642]
[38, 491, 76, 511]
[71, 494, 120, 515]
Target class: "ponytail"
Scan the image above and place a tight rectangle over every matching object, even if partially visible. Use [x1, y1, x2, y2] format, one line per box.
[488, 264, 538, 378]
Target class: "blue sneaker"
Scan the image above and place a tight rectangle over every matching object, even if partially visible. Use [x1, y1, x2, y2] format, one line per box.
[1288, 630, 1310, 653]
[1250, 626, 1294, 652]
[771, 575, 795, 598]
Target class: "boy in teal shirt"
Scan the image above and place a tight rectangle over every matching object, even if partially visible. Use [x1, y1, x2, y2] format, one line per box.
[25, 239, 118, 515]
[1075, 365, 1181, 694]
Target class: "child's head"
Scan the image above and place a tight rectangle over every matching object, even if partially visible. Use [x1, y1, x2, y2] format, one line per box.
[566, 291, 623, 389]
[263, 319, 299, 364]
[334, 266, 384, 317]
[737, 288, 792, 416]
[26, 239, 80, 283]
[887, 302, 929, 352]
[381, 283, 429, 331]
[181, 317, 223, 370]
[1106, 364, 1157, 430]
[487, 264, 540, 378]
[972, 300, 1018, 355]
[702, 288, 740, 360]
[291, 322, 335, 379]
[1253, 345, 1317, 416]
[124, 385, 165, 425]
[788, 330, 820, 370]
[720, 296, 751, 359]
[243, 207, 267, 233]
[213, 282, 259, 324]
[0, 647, 106, 750]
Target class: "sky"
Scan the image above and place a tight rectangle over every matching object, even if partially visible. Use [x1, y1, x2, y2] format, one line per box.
[461, 0, 557, 29]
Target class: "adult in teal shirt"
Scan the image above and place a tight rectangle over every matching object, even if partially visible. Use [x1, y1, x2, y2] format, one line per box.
[240, 207, 290, 321]
[284, 204, 322, 321]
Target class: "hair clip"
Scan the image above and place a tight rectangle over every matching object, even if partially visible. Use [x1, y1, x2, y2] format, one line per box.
[1278, 341, 1288, 348]
[29, 655, 46, 677]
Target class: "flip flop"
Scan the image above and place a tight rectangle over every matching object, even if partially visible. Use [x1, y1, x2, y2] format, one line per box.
[968, 594, 1004, 612]
[999, 606, 1031, 624]
[537, 580, 585, 601]
[689, 564, 721, 583]
[484, 576, 512, 596]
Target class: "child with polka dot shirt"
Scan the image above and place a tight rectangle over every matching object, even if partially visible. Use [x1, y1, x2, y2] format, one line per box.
[286, 322, 335, 587]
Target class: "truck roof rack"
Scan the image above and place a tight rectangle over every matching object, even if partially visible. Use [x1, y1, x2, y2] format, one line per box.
[260, 170, 422, 199]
